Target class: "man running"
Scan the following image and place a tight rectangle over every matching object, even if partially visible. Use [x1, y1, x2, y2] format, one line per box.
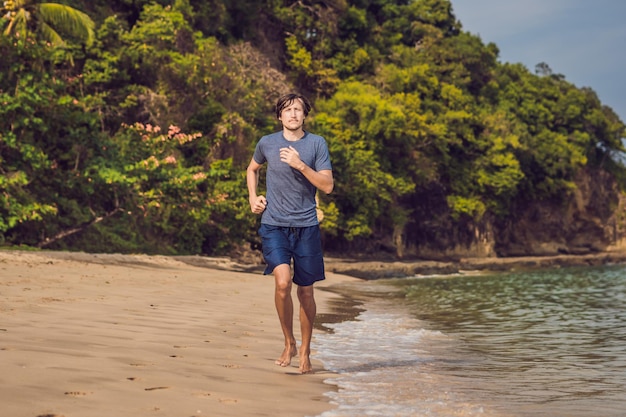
[246, 93, 333, 374]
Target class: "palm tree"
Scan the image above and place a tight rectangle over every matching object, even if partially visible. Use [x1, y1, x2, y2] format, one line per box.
[1, 0, 94, 46]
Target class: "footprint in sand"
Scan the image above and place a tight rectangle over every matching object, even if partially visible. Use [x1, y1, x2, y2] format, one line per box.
[64, 391, 90, 396]
[144, 386, 170, 391]
[130, 362, 152, 367]
[222, 364, 241, 369]
[219, 398, 238, 405]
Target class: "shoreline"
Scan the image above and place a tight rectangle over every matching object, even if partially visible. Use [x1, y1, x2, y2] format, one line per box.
[3, 248, 626, 417]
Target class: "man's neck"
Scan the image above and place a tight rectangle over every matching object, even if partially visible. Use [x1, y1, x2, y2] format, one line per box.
[283, 128, 305, 142]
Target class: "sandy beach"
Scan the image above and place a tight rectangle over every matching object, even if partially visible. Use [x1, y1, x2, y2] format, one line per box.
[0, 250, 360, 417]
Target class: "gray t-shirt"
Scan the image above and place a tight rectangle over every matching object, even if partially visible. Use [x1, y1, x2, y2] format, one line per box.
[253, 131, 332, 227]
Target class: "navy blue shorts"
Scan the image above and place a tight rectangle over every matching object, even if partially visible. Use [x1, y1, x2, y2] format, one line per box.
[258, 224, 326, 286]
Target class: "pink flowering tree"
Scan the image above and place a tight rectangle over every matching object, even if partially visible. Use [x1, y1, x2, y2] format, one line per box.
[93, 121, 247, 254]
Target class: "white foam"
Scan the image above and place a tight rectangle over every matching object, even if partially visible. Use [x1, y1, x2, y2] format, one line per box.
[312, 308, 455, 417]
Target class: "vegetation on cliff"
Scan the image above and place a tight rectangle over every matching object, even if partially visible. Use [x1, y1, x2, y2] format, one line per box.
[1, 0, 625, 258]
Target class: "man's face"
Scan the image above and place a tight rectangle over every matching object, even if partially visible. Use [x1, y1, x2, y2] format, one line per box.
[279, 99, 306, 131]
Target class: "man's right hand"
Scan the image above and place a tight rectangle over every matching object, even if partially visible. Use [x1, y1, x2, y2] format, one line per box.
[250, 195, 267, 214]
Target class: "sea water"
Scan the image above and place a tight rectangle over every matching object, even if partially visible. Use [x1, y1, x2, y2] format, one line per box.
[312, 264, 626, 417]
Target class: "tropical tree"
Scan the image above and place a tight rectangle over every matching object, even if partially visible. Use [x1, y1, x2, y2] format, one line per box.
[1, 0, 94, 46]
[311, 81, 415, 250]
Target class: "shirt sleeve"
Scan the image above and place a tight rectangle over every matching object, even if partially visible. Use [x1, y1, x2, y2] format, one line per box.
[314, 137, 332, 171]
[253, 137, 267, 164]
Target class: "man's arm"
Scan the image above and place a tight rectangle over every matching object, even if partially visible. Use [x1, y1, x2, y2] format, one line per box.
[300, 168, 334, 195]
[246, 158, 267, 214]
[279, 146, 334, 194]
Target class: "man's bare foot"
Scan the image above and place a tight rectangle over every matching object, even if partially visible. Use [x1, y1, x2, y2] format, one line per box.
[298, 351, 313, 374]
[275, 343, 297, 367]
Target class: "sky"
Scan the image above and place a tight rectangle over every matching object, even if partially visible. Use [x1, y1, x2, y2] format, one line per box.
[450, 0, 626, 124]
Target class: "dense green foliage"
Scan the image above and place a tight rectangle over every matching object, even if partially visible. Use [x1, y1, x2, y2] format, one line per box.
[1, 0, 625, 256]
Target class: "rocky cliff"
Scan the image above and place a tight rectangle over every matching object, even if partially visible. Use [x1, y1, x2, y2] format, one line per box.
[401, 167, 626, 260]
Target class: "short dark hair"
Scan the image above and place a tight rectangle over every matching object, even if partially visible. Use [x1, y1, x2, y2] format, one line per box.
[275, 93, 312, 119]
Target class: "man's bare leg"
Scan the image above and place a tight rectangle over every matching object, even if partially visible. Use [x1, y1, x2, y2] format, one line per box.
[274, 264, 297, 367]
[297, 284, 316, 374]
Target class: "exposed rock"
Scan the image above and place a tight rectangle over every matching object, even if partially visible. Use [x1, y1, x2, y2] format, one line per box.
[404, 167, 626, 259]
[324, 251, 626, 280]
